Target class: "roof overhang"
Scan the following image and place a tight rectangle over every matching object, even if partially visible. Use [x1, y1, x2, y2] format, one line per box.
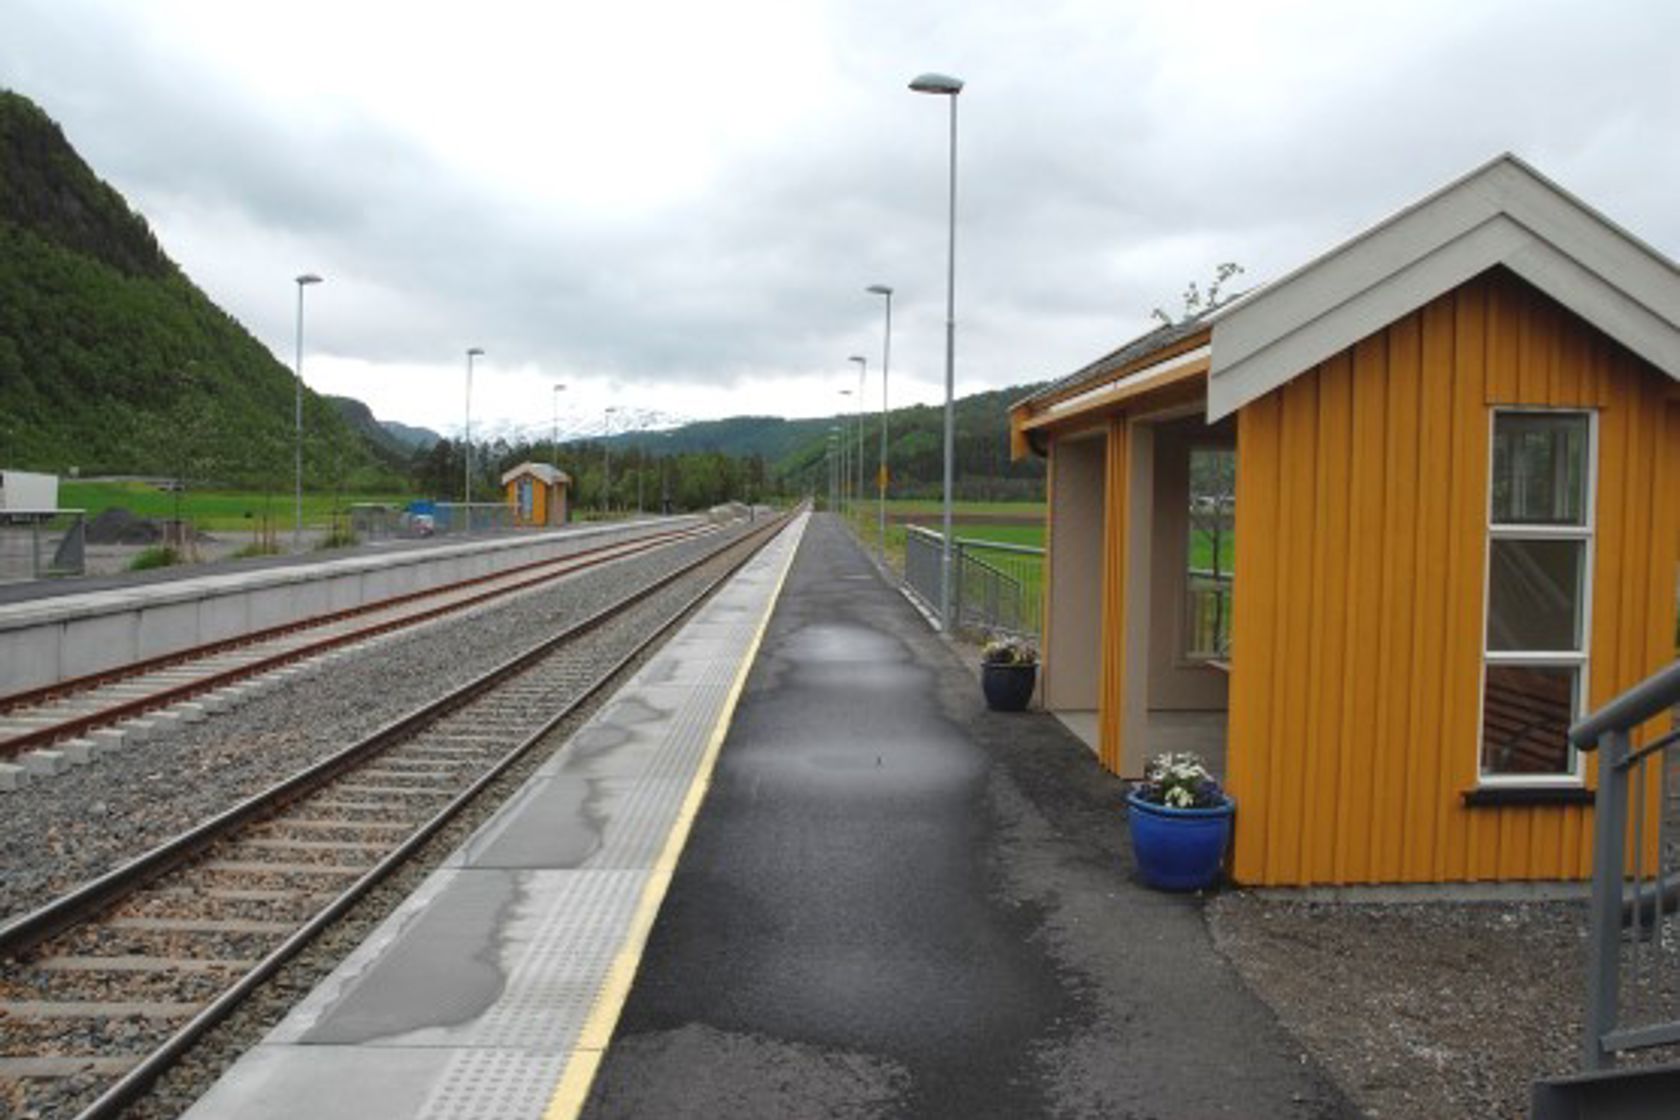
[1207, 154, 1680, 420]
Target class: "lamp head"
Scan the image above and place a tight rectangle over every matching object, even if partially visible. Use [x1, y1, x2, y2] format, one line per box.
[467, 347, 485, 358]
[849, 355, 867, 365]
[866, 284, 893, 296]
[909, 72, 963, 95]
[296, 273, 322, 286]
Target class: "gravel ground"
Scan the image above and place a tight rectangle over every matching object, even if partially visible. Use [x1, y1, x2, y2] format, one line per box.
[0, 522, 753, 925]
[1206, 892, 1590, 1118]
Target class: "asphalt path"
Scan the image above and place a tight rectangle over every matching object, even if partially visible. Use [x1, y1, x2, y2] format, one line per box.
[583, 513, 1353, 1118]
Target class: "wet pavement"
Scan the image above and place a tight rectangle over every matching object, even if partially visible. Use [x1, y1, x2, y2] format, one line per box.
[583, 514, 1354, 1118]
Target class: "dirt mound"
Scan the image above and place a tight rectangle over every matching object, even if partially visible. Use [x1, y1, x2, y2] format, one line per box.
[85, 508, 163, 545]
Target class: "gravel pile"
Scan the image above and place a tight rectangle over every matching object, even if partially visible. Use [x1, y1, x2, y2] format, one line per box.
[84, 508, 163, 545]
[1206, 892, 1591, 1118]
[0, 523, 753, 925]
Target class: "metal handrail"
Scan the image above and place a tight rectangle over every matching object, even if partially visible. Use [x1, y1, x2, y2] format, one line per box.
[1574, 659, 1680, 1071]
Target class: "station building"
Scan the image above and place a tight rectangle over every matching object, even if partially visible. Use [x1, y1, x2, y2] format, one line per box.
[1009, 155, 1680, 887]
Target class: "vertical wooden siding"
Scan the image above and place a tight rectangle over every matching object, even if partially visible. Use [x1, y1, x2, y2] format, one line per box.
[1228, 270, 1680, 885]
[1096, 417, 1130, 774]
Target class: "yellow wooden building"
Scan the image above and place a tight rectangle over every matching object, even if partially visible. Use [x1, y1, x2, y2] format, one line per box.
[1009, 155, 1680, 886]
[501, 462, 571, 527]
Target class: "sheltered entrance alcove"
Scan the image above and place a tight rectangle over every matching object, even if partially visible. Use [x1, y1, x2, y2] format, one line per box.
[1022, 332, 1234, 780]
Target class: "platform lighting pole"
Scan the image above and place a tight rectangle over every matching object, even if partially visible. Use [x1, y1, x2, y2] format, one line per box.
[603, 406, 619, 515]
[293, 273, 322, 550]
[849, 355, 867, 544]
[909, 71, 962, 631]
[463, 348, 484, 512]
[838, 390, 853, 516]
[551, 383, 566, 471]
[866, 284, 893, 567]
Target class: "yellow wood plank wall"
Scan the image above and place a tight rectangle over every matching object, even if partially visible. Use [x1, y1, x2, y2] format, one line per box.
[1227, 270, 1680, 885]
[1097, 416, 1129, 774]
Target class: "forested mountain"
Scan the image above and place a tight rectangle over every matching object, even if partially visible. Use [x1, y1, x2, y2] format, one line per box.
[612, 383, 1048, 502]
[0, 91, 395, 487]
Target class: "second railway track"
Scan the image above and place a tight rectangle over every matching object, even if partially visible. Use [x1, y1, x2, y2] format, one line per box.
[0, 519, 718, 766]
[0, 510, 794, 1120]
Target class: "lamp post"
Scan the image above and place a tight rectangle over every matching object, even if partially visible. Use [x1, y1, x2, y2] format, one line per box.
[909, 70, 963, 632]
[848, 355, 867, 547]
[866, 284, 893, 566]
[293, 273, 322, 550]
[837, 390, 853, 515]
[463, 348, 484, 512]
[603, 406, 619, 516]
[551, 383, 566, 471]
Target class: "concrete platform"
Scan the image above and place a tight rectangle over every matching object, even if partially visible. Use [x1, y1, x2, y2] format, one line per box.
[180, 513, 807, 1120]
[0, 518, 696, 696]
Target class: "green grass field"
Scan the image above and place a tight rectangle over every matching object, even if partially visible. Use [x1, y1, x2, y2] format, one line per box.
[60, 481, 412, 532]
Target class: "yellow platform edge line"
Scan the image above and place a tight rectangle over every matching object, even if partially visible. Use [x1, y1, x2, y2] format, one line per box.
[542, 516, 805, 1120]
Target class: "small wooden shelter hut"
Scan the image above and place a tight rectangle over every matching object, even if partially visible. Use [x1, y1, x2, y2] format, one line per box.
[1008, 155, 1680, 886]
[501, 462, 571, 527]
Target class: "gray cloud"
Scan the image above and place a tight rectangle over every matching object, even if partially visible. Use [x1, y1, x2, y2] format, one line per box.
[3, 0, 1678, 429]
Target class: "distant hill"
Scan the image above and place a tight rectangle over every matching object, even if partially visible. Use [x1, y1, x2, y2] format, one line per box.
[592, 382, 1049, 502]
[0, 90, 398, 489]
[380, 419, 440, 451]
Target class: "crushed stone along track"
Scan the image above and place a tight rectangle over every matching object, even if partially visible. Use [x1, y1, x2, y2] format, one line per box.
[0, 521, 714, 767]
[0, 511, 793, 1120]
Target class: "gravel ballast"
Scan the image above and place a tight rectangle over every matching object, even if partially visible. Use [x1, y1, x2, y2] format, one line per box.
[0, 523, 753, 925]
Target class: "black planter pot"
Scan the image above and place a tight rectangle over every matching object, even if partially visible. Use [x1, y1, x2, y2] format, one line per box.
[982, 662, 1037, 711]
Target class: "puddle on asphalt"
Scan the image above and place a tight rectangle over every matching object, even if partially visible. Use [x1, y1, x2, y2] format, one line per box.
[779, 623, 903, 664]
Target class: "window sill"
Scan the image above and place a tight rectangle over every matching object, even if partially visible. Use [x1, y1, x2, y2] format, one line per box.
[1462, 786, 1594, 808]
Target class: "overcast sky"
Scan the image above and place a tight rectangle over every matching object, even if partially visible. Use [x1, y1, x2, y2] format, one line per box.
[4, 0, 1677, 442]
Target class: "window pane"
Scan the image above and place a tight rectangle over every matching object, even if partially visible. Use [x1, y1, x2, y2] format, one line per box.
[1481, 664, 1576, 776]
[1185, 447, 1235, 659]
[1486, 539, 1584, 651]
[1491, 414, 1587, 525]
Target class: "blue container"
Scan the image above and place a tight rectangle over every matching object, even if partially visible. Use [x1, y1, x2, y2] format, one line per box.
[1125, 792, 1235, 891]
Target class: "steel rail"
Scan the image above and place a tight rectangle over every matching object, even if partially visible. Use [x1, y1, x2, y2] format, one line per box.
[61, 510, 794, 1120]
[0, 523, 714, 759]
[0, 521, 700, 716]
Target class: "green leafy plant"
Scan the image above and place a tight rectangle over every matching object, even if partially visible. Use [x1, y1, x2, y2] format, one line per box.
[981, 634, 1038, 666]
[128, 546, 181, 570]
[1132, 751, 1226, 809]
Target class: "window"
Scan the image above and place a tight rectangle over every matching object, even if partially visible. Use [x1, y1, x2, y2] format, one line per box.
[1479, 411, 1593, 781]
[1184, 446, 1235, 660]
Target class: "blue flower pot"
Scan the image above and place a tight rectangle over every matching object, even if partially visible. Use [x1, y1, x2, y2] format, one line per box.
[1125, 791, 1235, 891]
[981, 662, 1037, 711]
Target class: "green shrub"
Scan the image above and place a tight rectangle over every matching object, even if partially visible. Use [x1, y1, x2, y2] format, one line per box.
[230, 541, 282, 560]
[314, 530, 358, 551]
[129, 546, 181, 570]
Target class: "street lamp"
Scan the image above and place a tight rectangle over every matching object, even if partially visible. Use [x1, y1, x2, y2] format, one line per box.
[837, 389, 853, 515]
[551, 383, 567, 472]
[464, 347, 484, 510]
[909, 70, 963, 632]
[293, 273, 322, 550]
[866, 284, 893, 566]
[603, 406, 619, 515]
[849, 355, 867, 545]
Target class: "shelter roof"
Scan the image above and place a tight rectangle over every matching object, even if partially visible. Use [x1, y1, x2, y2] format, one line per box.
[500, 462, 572, 486]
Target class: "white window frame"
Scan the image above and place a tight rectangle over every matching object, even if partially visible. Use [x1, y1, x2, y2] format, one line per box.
[1476, 407, 1596, 787]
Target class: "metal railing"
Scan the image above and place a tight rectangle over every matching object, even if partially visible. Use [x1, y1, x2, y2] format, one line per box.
[903, 526, 1044, 638]
[1185, 568, 1233, 659]
[1572, 659, 1680, 1070]
[432, 502, 516, 535]
[0, 510, 87, 582]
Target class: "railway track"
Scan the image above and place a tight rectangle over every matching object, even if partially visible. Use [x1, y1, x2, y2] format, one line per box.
[0, 510, 792, 1120]
[0, 520, 716, 767]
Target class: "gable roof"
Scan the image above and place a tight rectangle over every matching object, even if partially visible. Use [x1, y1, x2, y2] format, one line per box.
[1206, 153, 1680, 419]
[500, 462, 571, 487]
